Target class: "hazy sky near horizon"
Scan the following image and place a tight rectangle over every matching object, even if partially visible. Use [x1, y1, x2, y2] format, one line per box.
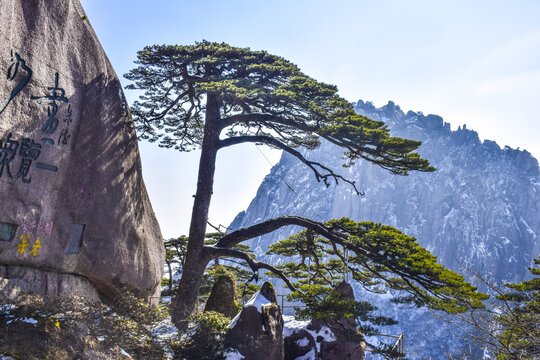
[80, 0, 540, 238]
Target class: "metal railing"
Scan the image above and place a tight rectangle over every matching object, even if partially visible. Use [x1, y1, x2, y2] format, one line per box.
[276, 294, 301, 313]
[387, 334, 405, 359]
[364, 334, 405, 359]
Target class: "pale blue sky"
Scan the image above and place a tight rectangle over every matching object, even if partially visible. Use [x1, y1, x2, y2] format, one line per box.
[80, 0, 540, 238]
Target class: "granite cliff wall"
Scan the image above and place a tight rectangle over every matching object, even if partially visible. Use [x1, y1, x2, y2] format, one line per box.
[0, 0, 164, 303]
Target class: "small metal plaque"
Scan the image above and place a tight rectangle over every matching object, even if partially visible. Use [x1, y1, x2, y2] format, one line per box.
[64, 224, 85, 254]
[0, 222, 17, 242]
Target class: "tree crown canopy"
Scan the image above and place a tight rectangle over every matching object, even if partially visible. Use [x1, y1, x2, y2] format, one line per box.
[125, 40, 434, 177]
[126, 41, 443, 330]
[265, 218, 488, 314]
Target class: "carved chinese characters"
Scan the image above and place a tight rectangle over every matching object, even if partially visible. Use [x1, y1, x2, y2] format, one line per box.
[0, 50, 32, 116]
[0, 52, 79, 183]
[0, 0, 164, 304]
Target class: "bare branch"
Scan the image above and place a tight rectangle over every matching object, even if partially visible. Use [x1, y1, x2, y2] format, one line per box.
[219, 135, 362, 195]
[207, 221, 230, 234]
[147, 89, 189, 122]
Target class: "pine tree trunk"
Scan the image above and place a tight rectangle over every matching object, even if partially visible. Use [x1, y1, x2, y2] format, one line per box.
[171, 94, 220, 329]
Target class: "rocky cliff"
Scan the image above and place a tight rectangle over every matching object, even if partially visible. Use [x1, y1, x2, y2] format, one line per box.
[231, 100, 540, 357]
[0, 0, 164, 303]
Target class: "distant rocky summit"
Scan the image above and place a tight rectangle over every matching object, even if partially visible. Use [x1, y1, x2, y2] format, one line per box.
[0, 0, 164, 303]
[232, 100, 539, 284]
[231, 100, 540, 358]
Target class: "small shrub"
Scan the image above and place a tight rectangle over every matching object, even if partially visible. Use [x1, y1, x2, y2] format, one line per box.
[0, 293, 167, 359]
[173, 311, 230, 360]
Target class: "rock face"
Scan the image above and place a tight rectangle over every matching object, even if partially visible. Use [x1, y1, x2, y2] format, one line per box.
[204, 274, 236, 318]
[0, 265, 100, 302]
[231, 100, 540, 357]
[283, 283, 365, 360]
[283, 328, 318, 360]
[0, 0, 164, 303]
[226, 282, 284, 360]
[309, 283, 365, 360]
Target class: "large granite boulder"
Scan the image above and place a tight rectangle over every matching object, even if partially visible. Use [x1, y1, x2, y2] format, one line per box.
[225, 282, 284, 360]
[0, 0, 164, 303]
[283, 282, 366, 360]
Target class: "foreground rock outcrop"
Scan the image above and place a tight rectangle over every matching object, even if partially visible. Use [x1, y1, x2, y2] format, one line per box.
[204, 274, 237, 318]
[0, 0, 164, 302]
[224, 282, 365, 360]
[283, 282, 365, 360]
[225, 282, 284, 360]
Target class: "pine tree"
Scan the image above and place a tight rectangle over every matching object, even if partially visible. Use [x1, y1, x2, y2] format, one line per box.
[124, 41, 488, 329]
[493, 257, 539, 359]
[266, 219, 489, 356]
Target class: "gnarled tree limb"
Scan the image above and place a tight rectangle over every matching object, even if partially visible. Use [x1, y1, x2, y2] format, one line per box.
[215, 216, 350, 249]
[216, 216, 468, 302]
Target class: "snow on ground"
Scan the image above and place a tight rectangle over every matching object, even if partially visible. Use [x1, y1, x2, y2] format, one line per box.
[149, 314, 178, 359]
[245, 290, 272, 312]
[306, 325, 336, 352]
[6, 317, 37, 325]
[223, 348, 245, 360]
[282, 315, 336, 353]
[294, 348, 316, 360]
[117, 346, 133, 359]
[282, 315, 310, 337]
[150, 317, 178, 341]
[295, 337, 309, 347]
[0, 304, 14, 312]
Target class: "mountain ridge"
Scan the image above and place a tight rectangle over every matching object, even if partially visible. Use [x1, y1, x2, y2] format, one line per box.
[232, 100, 539, 283]
[230, 99, 540, 358]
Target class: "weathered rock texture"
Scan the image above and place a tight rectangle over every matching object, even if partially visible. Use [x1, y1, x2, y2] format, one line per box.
[0, 265, 100, 302]
[283, 282, 365, 360]
[226, 282, 284, 360]
[308, 283, 365, 360]
[283, 328, 318, 360]
[0, 0, 164, 303]
[204, 274, 236, 317]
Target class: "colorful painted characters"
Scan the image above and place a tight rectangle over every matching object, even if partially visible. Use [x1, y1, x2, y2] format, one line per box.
[17, 233, 41, 256]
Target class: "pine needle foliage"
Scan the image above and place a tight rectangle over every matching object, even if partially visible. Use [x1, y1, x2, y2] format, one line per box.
[125, 40, 434, 176]
[173, 311, 230, 360]
[267, 219, 489, 357]
[493, 257, 540, 359]
[268, 218, 487, 314]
